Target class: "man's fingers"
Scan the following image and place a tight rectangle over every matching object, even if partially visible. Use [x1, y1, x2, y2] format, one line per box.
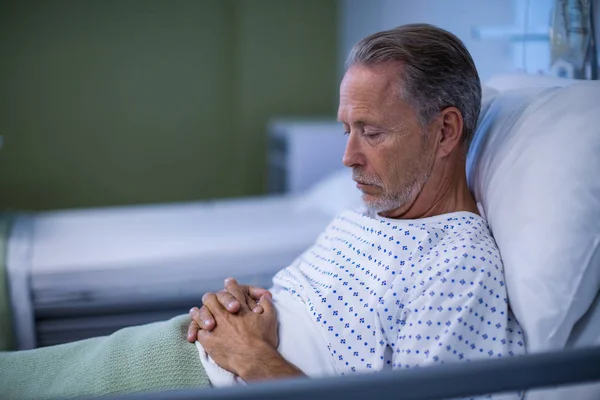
[247, 284, 270, 312]
[202, 292, 226, 315]
[198, 307, 216, 330]
[246, 297, 264, 314]
[189, 306, 216, 331]
[196, 327, 211, 346]
[217, 290, 241, 313]
[224, 278, 249, 311]
[186, 319, 200, 342]
[248, 285, 272, 301]
[258, 294, 275, 315]
[222, 278, 270, 313]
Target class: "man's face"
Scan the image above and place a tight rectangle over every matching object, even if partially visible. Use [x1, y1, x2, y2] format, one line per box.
[337, 63, 436, 214]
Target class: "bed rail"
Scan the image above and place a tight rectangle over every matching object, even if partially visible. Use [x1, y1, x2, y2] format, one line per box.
[90, 345, 600, 400]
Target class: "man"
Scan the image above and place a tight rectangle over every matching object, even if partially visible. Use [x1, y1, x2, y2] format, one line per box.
[186, 23, 525, 388]
[0, 23, 524, 400]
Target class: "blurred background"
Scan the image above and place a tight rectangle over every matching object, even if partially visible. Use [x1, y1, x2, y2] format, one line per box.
[0, 0, 339, 210]
[1, 0, 598, 211]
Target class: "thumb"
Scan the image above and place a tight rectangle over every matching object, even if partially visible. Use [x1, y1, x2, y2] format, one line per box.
[248, 286, 272, 300]
[258, 294, 275, 315]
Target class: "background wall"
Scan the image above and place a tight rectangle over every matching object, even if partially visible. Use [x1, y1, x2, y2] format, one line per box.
[338, 0, 600, 82]
[0, 0, 338, 210]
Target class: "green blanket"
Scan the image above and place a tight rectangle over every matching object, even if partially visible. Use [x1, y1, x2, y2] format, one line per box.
[0, 314, 210, 399]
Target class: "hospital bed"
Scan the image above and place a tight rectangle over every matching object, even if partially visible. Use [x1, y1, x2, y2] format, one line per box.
[2, 72, 600, 399]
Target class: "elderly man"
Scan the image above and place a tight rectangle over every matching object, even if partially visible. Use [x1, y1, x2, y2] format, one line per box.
[0, 24, 524, 399]
[186, 23, 524, 386]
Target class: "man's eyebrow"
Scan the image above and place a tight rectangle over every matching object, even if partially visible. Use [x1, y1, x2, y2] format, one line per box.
[337, 119, 365, 125]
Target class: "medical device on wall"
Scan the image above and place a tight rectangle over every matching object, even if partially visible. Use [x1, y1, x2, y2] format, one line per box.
[550, 0, 598, 79]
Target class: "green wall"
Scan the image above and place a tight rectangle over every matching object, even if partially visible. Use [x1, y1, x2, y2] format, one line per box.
[0, 0, 338, 211]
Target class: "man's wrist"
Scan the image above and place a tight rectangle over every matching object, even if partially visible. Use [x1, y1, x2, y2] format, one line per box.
[233, 341, 304, 382]
[232, 340, 277, 378]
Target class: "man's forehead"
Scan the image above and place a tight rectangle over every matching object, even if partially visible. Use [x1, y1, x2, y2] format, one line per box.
[337, 64, 404, 123]
[341, 64, 401, 94]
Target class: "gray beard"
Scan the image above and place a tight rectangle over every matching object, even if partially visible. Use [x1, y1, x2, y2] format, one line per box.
[362, 168, 431, 214]
[354, 154, 432, 215]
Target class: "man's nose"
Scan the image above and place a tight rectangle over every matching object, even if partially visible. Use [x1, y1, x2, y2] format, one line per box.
[342, 132, 364, 168]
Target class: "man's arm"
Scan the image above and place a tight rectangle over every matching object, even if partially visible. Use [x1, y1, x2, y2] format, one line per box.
[384, 261, 524, 370]
[197, 282, 306, 382]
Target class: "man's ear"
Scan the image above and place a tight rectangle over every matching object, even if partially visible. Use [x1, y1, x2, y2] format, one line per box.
[435, 106, 464, 158]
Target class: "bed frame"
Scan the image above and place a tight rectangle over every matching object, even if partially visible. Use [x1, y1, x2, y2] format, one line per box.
[92, 345, 600, 400]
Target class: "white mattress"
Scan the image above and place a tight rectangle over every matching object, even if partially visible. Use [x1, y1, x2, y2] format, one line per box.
[7, 195, 333, 347]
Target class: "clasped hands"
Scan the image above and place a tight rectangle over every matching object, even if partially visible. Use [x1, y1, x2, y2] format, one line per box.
[186, 277, 285, 381]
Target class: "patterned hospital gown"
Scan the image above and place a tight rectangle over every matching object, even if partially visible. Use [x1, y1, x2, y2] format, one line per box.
[272, 209, 525, 379]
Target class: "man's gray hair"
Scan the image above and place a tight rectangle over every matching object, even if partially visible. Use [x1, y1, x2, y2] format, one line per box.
[346, 24, 481, 146]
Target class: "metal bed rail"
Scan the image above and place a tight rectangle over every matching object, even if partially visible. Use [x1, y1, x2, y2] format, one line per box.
[90, 345, 600, 400]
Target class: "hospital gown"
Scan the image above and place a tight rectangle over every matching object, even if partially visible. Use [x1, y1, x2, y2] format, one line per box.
[272, 209, 524, 391]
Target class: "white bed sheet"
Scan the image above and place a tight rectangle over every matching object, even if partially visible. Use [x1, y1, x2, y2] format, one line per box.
[30, 194, 331, 304]
[30, 195, 325, 273]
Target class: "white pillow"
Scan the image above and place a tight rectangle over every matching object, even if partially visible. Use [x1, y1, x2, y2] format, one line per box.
[295, 168, 363, 217]
[485, 72, 575, 93]
[480, 84, 500, 114]
[467, 82, 600, 357]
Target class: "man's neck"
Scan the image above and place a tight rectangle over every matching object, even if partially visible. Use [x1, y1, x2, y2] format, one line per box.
[379, 156, 478, 220]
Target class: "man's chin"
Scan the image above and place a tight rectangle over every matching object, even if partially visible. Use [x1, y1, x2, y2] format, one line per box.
[362, 195, 386, 213]
[362, 194, 403, 215]
[361, 192, 376, 204]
